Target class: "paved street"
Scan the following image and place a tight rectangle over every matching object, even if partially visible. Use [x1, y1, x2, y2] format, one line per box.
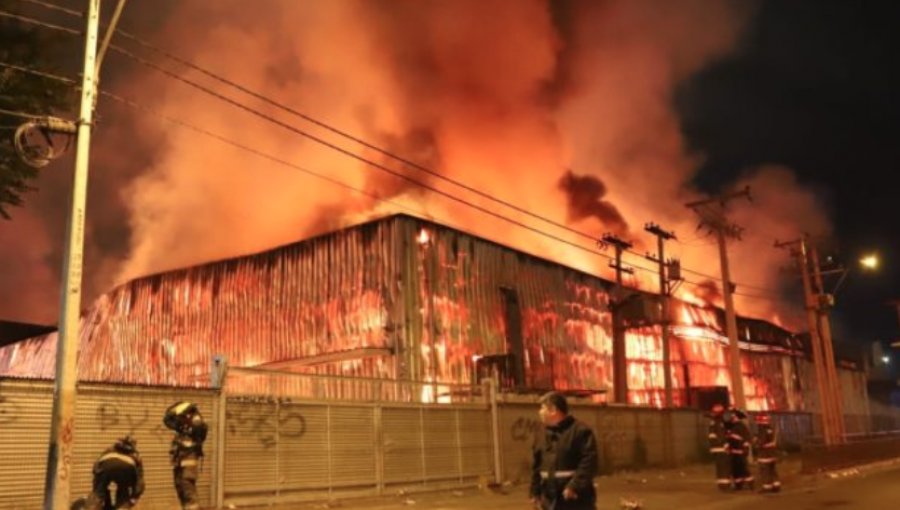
[265, 458, 900, 510]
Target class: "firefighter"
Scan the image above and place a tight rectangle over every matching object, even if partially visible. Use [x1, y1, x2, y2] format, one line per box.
[72, 436, 144, 510]
[164, 401, 208, 510]
[753, 413, 781, 493]
[530, 392, 599, 510]
[724, 407, 754, 490]
[707, 403, 733, 491]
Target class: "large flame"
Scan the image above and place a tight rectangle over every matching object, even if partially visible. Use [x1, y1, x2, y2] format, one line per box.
[1, 1, 829, 333]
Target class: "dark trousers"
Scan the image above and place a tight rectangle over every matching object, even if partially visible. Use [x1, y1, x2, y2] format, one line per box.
[85, 461, 137, 510]
[758, 459, 780, 492]
[713, 452, 733, 490]
[730, 454, 753, 489]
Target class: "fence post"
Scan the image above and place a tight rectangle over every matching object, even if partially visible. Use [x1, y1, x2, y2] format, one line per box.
[212, 355, 228, 509]
[374, 404, 384, 495]
[485, 378, 503, 485]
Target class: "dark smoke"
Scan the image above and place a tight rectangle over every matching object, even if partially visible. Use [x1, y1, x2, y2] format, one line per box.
[557, 170, 628, 234]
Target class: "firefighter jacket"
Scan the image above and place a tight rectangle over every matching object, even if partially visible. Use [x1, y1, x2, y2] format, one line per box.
[753, 424, 777, 462]
[725, 420, 751, 456]
[707, 416, 728, 453]
[165, 402, 209, 466]
[530, 415, 599, 502]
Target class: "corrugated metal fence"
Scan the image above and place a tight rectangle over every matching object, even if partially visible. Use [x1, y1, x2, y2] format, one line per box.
[220, 398, 494, 506]
[219, 368, 495, 507]
[498, 402, 708, 484]
[2, 376, 835, 509]
[0, 378, 217, 510]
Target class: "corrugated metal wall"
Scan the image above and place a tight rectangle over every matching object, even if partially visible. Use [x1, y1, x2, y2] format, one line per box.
[0, 221, 401, 386]
[0, 214, 871, 415]
[0, 378, 218, 510]
[393, 217, 615, 394]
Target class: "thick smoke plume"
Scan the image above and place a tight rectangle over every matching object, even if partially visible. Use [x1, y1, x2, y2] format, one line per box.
[1, 0, 829, 331]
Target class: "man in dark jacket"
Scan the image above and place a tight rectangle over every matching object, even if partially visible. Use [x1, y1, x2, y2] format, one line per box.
[530, 392, 599, 510]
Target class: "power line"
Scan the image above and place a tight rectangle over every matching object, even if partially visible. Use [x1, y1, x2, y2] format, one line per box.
[12, 1, 789, 298]
[0, 58, 624, 272]
[0, 106, 52, 119]
[0, 60, 77, 85]
[18, 0, 82, 18]
[14, 0, 627, 250]
[0, 8, 787, 297]
[0, 8, 80, 35]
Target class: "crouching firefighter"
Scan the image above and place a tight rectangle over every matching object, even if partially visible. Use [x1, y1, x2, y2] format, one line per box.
[753, 413, 781, 493]
[725, 407, 754, 490]
[707, 403, 733, 491]
[72, 436, 145, 510]
[164, 401, 208, 510]
[530, 392, 599, 510]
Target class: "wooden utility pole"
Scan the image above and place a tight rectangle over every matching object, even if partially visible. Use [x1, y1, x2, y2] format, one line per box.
[644, 223, 677, 408]
[686, 187, 751, 410]
[809, 243, 846, 441]
[602, 234, 634, 404]
[776, 237, 843, 445]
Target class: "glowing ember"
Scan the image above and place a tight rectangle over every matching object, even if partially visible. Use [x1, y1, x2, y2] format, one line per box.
[416, 228, 432, 245]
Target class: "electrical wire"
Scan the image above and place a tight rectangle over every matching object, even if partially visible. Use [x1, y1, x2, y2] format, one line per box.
[0, 7, 790, 297]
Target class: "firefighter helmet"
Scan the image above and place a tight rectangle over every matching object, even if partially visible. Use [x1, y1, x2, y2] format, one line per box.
[114, 435, 137, 454]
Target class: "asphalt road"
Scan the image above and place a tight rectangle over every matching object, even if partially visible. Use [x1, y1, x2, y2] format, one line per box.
[265, 460, 900, 510]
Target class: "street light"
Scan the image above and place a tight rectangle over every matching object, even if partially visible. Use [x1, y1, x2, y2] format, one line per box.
[860, 254, 879, 271]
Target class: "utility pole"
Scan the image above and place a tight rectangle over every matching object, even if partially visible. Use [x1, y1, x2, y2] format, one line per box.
[810, 243, 847, 443]
[44, 2, 101, 508]
[601, 234, 634, 405]
[775, 238, 842, 445]
[644, 223, 677, 408]
[686, 187, 751, 410]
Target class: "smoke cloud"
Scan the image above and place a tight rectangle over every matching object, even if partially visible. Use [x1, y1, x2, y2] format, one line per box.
[0, 0, 830, 331]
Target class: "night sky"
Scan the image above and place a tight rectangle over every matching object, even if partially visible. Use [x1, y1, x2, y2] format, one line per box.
[677, 0, 900, 360]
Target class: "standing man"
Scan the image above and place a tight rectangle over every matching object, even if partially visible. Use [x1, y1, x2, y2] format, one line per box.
[753, 413, 781, 493]
[164, 401, 209, 510]
[725, 407, 753, 490]
[73, 436, 144, 510]
[530, 392, 599, 510]
[707, 403, 733, 491]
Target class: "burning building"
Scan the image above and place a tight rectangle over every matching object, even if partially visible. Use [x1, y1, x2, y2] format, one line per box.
[0, 214, 867, 413]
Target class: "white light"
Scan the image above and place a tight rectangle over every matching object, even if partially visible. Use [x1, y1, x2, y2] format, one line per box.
[860, 254, 879, 270]
[882, 356, 891, 364]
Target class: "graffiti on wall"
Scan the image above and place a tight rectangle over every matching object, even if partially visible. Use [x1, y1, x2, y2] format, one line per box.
[226, 397, 307, 449]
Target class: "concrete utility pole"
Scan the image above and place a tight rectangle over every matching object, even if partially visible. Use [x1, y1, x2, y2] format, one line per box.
[44, 1, 127, 508]
[686, 187, 751, 411]
[601, 234, 634, 405]
[644, 223, 677, 408]
[776, 237, 844, 445]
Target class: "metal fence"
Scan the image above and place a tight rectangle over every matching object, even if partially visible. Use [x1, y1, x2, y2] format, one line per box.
[217, 367, 496, 507]
[3, 372, 895, 510]
[0, 378, 218, 510]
